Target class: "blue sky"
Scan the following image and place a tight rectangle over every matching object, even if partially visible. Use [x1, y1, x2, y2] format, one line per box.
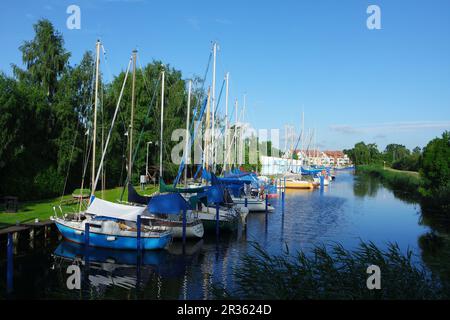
[1, 0, 450, 151]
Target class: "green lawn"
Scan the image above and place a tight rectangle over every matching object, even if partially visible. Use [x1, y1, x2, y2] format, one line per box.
[0, 185, 158, 229]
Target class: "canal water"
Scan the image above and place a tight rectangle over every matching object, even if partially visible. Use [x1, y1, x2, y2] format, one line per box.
[1, 171, 445, 299]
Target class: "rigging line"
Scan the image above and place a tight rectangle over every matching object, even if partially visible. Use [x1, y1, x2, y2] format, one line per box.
[76, 55, 96, 203]
[101, 43, 128, 135]
[137, 54, 156, 99]
[119, 73, 162, 201]
[92, 56, 133, 194]
[214, 78, 225, 117]
[59, 118, 80, 204]
[191, 51, 212, 115]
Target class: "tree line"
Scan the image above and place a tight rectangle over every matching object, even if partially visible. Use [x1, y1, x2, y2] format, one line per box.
[0, 19, 194, 200]
[344, 132, 450, 213]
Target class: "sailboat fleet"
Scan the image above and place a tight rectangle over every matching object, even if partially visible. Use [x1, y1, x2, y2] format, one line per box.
[51, 40, 272, 251]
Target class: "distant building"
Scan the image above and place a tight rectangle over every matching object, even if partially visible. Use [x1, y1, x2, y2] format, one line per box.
[288, 149, 351, 167]
[322, 151, 351, 167]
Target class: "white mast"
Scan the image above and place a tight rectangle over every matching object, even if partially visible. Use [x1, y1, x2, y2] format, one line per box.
[301, 108, 305, 166]
[128, 49, 137, 183]
[224, 72, 229, 171]
[243, 94, 246, 125]
[234, 99, 238, 168]
[91, 40, 101, 199]
[159, 69, 165, 181]
[184, 79, 192, 187]
[211, 42, 217, 171]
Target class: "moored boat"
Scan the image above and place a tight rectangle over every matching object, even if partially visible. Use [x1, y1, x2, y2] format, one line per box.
[51, 198, 172, 250]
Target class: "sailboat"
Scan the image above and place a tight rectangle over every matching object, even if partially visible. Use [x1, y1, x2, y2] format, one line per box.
[51, 42, 171, 250]
[127, 184, 204, 239]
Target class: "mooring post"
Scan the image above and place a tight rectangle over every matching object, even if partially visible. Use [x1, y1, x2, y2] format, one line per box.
[265, 194, 268, 212]
[137, 215, 142, 251]
[84, 222, 90, 247]
[215, 204, 220, 238]
[320, 175, 324, 191]
[245, 197, 248, 208]
[282, 191, 285, 213]
[7, 233, 13, 294]
[182, 207, 187, 247]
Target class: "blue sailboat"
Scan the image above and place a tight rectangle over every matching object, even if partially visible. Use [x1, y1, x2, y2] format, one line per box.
[52, 197, 172, 250]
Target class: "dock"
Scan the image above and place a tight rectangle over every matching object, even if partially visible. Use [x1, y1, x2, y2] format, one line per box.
[0, 220, 55, 243]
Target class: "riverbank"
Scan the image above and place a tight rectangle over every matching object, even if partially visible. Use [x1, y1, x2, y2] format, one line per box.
[0, 185, 157, 229]
[356, 165, 421, 199]
[356, 165, 449, 215]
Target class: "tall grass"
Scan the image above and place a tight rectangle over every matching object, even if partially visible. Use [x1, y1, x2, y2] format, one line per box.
[357, 165, 421, 199]
[214, 242, 446, 300]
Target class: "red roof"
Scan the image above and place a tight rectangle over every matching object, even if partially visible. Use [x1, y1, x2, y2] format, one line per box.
[323, 151, 345, 158]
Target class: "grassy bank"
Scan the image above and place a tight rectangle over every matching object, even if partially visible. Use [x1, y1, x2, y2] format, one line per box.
[356, 165, 422, 199]
[214, 242, 447, 299]
[357, 164, 450, 215]
[0, 185, 157, 228]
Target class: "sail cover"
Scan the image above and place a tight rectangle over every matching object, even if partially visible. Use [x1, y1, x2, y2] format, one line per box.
[86, 197, 146, 222]
[148, 193, 190, 215]
[127, 183, 151, 205]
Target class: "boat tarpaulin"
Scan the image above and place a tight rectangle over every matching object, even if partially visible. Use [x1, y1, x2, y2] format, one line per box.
[148, 193, 190, 215]
[127, 183, 151, 205]
[86, 197, 146, 222]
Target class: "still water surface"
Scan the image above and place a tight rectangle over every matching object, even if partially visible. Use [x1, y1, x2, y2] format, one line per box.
[0, 171, 435, 299]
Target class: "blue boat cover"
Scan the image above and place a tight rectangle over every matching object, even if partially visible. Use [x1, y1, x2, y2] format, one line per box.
[148, 193, 190, 215]
[127, 183, 151, 205]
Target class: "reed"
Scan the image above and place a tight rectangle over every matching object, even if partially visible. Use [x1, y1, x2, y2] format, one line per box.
[214, 241, 447, 299]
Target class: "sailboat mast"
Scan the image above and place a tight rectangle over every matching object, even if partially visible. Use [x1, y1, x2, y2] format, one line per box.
[205, 88, 211, 170]
[234, 99, 238, 168]
[211, 42, 217, 172]
[159, 70, 165, 181]
[128, 49, 137, 183]
[224, 72, 229, 171]
[91, 40, 101, 198]
[301, 109, 305, 167]
[184, 79, 192, 187]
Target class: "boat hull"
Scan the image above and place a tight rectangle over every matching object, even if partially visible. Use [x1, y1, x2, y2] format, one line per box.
[168, 222, 204, 239]
[232, 197, 275, 212]
[196, 209, 239, 232]
[54, 220, 171, 251]
[283, 181, 314, 189]
[201, 219, 238, 232]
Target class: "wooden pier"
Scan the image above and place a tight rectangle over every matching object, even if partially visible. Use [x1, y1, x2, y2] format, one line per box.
[0, 220, 55, 243]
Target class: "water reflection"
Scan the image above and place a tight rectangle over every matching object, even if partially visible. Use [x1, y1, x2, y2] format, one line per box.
[353, 174, 380, 198]
[51, 240, 204, 299]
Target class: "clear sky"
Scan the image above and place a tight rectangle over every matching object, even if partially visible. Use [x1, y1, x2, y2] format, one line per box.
[1, 0, 450, 151]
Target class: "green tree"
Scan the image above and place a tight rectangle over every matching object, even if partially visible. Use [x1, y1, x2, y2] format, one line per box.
[12, 19, 70, 99]
[420, 131, 450, 195]
[384, 144, 410, 165]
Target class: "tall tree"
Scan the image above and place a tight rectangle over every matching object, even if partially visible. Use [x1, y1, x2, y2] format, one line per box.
[12, 19, 70, 100]
[420, 131, 450, 194]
